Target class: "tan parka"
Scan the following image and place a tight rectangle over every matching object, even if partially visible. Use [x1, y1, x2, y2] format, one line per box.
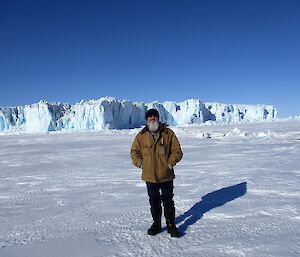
[130, 123, 183, 183]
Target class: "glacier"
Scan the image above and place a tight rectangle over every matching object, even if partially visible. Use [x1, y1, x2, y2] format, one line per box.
[0, 97, 277, 133]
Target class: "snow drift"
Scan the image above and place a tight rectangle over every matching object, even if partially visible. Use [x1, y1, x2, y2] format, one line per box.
[0, 97, 277, 133]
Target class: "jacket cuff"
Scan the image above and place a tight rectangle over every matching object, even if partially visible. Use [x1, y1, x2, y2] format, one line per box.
[168, 158, 176, 167]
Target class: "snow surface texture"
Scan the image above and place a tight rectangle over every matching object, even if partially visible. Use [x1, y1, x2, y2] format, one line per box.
[0, 119, 299, 257]
[0, 97, 277, 133]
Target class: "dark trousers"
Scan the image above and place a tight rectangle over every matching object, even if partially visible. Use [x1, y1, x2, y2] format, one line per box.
[146, 180, 175, 220]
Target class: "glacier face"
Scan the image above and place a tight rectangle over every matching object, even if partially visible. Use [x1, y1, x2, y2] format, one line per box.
[0, 97, 277, 133]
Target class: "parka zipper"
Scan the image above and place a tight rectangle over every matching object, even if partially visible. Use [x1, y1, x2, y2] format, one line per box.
[153, 131, 162, 183]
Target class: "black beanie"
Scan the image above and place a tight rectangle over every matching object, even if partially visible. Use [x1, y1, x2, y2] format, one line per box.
[145, 108, 160, 120]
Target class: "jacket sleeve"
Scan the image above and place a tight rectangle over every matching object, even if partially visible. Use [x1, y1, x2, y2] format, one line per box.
[130, 134, 143, 168]
[167, 131, 183, 167]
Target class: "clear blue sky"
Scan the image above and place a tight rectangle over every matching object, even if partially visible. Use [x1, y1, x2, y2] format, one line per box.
[0, 0, 299, 117]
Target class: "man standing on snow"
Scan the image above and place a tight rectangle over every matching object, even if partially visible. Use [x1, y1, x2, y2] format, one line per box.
[130, 108, 183, 237]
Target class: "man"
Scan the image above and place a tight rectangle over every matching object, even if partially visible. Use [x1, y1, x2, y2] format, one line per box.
[130, 108, 183, 237]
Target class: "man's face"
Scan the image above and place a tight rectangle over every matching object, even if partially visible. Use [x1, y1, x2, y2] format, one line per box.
[147, 115, 158, 124]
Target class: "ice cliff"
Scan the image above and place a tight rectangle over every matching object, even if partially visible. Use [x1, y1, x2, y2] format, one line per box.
[0, 97, 277, 133]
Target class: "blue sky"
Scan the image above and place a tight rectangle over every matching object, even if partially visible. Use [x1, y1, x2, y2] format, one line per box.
[0, 0, 299, 117]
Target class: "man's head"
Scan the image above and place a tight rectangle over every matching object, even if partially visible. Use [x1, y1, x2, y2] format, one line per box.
[145, 108, 160, 132]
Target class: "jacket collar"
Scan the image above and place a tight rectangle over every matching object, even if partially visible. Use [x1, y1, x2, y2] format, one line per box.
[141, 122, 169, 134]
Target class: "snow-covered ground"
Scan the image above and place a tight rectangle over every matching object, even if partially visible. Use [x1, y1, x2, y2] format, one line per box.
[0, 119, 299, 257]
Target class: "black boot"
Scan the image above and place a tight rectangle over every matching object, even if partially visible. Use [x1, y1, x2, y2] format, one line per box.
[165, 207, 181, 238]
[166, 220, 181, 237]
[147, 206, 162, 236]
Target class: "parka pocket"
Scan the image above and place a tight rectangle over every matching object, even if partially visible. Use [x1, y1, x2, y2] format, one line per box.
[158, 156, 173, 180]
[158, 145, 166, 155]
[141, 147, 151, 157]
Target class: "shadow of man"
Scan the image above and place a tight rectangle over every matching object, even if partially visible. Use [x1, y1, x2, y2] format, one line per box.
[174, 182, 247, 236]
